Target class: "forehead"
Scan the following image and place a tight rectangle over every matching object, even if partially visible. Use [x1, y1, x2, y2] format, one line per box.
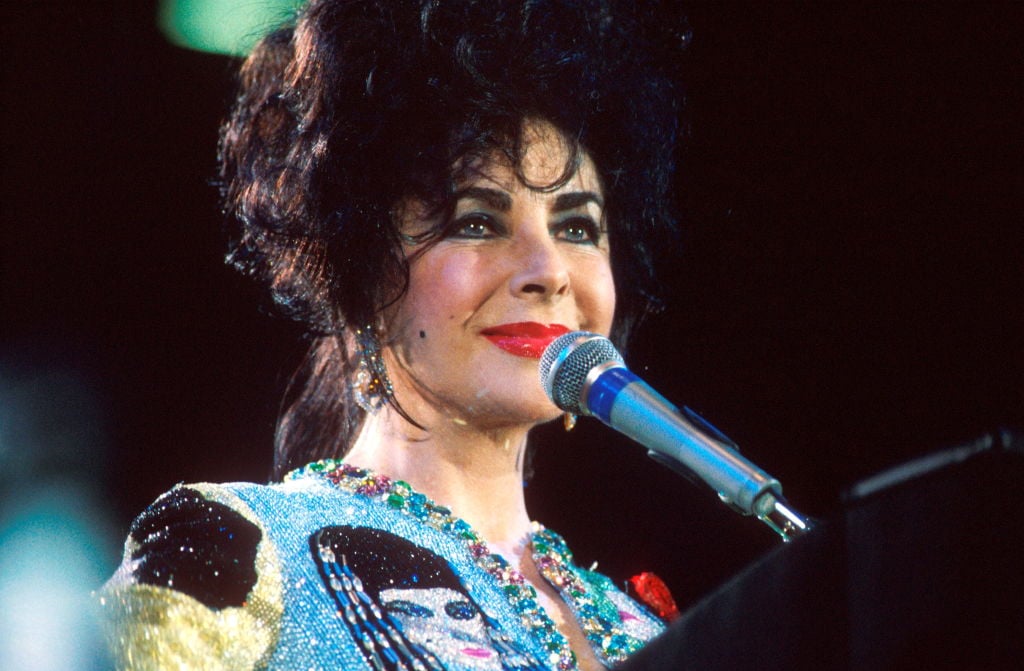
[396, 122, 604, 228]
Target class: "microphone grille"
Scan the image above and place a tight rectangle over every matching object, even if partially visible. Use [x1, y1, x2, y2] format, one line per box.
[539, 331, 624, 415]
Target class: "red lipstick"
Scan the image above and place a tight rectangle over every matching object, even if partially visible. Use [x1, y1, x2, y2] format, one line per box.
[480, 322, 570, 359]
[461, 647, 494, 659]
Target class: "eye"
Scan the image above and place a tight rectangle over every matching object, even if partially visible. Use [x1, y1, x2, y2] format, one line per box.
[450, 213, 500, 239]
[444, 599, 478, 620]
[385, 600, 434, 618]
[554, 216, 603, 245]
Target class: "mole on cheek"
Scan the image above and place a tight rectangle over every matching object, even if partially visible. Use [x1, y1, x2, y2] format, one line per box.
[419, 330, 426, 339]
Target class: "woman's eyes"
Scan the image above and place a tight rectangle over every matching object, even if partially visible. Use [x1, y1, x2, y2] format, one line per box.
[385, 600, 433, 618]
[444, 599, 478, 620]
[449, 213, 603, 245]
[451, 213, 499, 239]
[553, 216, 603, 245]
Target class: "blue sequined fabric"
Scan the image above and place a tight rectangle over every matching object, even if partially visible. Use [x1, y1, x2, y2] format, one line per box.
[99, 463, 664, 670]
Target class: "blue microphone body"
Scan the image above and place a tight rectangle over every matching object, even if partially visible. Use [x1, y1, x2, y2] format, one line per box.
[540, 332, 788, 520]
[584, 364, 782, 516]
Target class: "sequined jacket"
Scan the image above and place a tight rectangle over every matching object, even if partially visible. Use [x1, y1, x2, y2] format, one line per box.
[99, 461, 664, 670]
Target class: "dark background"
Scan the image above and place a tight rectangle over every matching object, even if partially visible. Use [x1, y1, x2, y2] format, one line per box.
[2, 2, 1021, 609]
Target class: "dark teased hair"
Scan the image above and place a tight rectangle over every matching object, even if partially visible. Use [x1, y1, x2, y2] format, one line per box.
[219, 0, 684, 479]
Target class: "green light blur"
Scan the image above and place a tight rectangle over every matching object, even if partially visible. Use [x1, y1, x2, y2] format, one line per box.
[159, 0, 306, 56]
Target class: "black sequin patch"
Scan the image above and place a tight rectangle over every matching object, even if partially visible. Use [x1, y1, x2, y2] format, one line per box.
[129, 487, 260, 610]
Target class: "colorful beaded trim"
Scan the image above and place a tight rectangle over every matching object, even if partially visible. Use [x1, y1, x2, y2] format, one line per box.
[286, 460, 646, 669]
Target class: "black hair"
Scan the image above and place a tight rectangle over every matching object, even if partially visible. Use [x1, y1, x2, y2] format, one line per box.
[219, 0, 685, 479]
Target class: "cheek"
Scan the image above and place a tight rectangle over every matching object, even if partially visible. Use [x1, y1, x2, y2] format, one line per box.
[577, 259, 617, 333]
[601, 268, 617, 325]
[398, 251, 492, 328]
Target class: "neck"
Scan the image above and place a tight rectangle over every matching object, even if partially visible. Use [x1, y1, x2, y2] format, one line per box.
[343, 404, 535, 552]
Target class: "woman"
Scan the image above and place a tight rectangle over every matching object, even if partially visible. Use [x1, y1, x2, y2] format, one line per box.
[101, 1, 681, 669]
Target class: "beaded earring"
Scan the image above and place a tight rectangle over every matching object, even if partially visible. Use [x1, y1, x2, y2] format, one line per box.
[353, 325, 393, 413]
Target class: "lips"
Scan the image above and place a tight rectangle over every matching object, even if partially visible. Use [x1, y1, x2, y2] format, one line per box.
[460, 647, 494, 659]
[480, 322, 571, 359]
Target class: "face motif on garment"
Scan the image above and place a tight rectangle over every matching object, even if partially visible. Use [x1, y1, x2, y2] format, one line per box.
[380, 586, 501, 670]
[311, 525, 538, 671]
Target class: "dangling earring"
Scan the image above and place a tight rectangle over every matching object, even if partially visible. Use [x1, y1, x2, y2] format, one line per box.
[563, 412, 577, 432]
[353, 325, 393, 413]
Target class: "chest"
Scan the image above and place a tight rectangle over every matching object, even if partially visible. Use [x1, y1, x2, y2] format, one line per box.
[231, 479, 661, 670]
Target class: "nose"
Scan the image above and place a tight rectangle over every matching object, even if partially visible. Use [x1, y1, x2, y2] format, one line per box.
[509, 231, 570, 300]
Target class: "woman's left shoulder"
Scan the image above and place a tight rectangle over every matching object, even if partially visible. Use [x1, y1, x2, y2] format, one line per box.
[98, 481, 285, 670]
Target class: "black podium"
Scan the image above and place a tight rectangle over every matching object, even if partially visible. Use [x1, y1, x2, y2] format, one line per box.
[620, 431, 1024, 670]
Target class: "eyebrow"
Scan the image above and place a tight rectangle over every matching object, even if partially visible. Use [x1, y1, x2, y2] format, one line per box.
[553, 191, 604, 211]
[453, 186, 604, 212]
[454, 187, 512, 211]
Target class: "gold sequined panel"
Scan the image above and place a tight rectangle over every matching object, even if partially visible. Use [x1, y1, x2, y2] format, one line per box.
[98, 483, 284, 670]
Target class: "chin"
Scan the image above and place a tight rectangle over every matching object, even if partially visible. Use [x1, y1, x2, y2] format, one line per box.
[522, 400, 565, 428]
[539, 405, 565, 424]
[461, 392, 563, 430]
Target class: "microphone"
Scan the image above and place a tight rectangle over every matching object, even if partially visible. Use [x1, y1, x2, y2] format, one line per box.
[539, 331, 812, 541]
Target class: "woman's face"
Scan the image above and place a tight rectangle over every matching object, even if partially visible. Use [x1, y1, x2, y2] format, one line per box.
[380, 586, 501, 670]
[382, 119, 615, 429]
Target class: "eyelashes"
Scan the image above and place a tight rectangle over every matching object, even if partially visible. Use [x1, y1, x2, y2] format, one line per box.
[448, 213, 495, 239]
[553, 216, 603, 245]
[447, 212, 605, 246]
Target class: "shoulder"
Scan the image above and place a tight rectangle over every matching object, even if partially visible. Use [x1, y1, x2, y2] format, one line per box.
[99, 482, 285, 670]
[122, 483, 267, 609]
